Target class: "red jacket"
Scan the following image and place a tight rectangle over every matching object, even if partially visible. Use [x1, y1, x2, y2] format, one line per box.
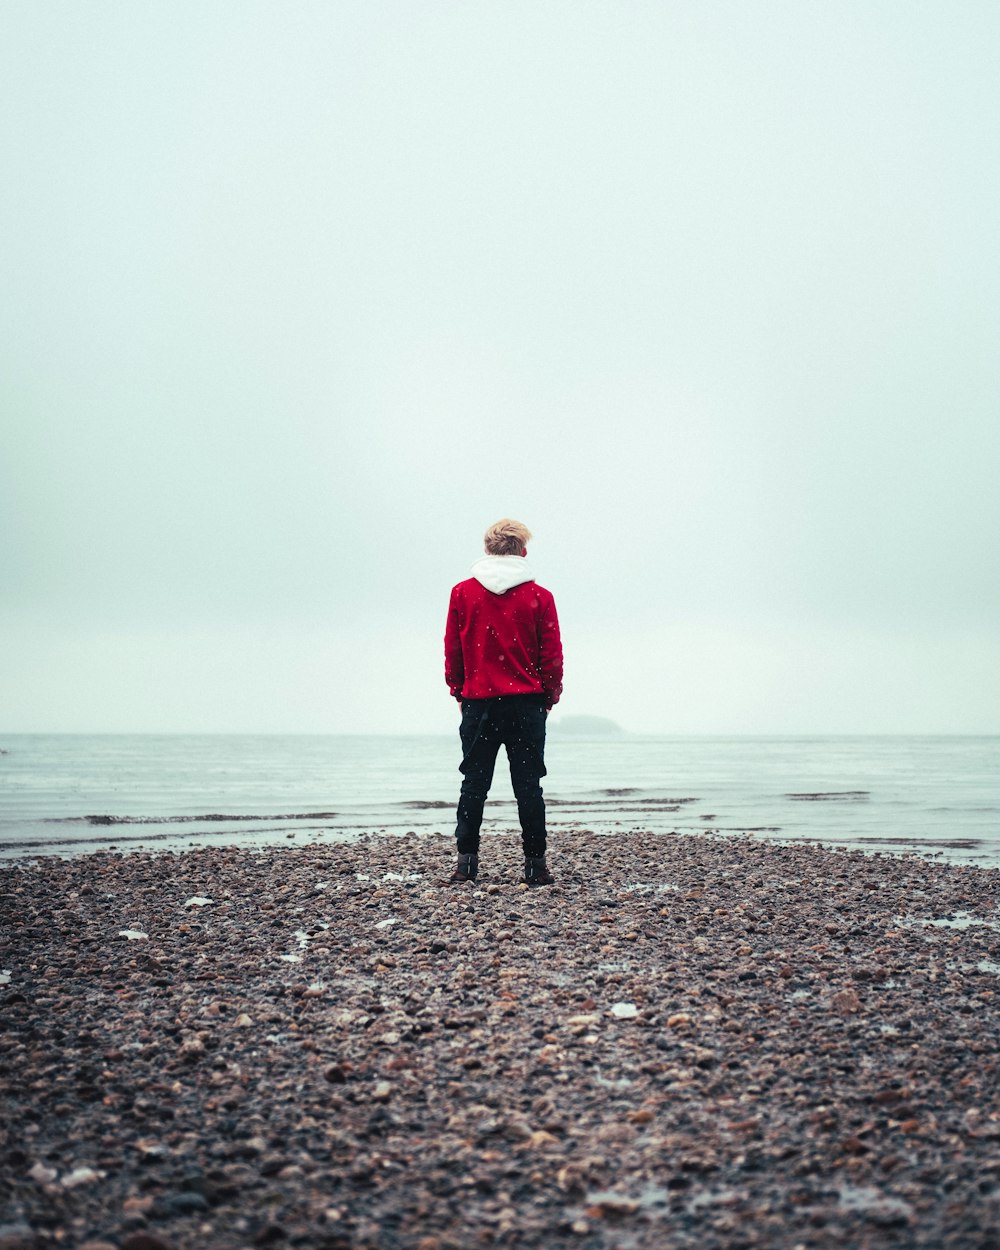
[444, 557, 563, 709]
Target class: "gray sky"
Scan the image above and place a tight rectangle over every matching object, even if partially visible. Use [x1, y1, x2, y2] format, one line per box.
[2, 1, 998, 735]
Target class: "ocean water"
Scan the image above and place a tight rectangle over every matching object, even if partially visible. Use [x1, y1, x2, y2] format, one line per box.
[0, 733, 997, 866]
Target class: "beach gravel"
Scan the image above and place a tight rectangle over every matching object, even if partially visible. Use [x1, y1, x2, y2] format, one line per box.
[2, 829, 1000, 1249]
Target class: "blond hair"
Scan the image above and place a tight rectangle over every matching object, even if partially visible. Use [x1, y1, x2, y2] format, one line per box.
[483, 518, 532, 556]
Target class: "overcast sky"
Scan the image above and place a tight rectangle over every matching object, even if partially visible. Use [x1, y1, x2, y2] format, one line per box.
[2, 2, 998, 735]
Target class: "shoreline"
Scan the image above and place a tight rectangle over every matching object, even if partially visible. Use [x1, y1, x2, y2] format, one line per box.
[4, 819, 1000, 869]
[2, 829, 999, 1249]
[4, 733, 999, 870]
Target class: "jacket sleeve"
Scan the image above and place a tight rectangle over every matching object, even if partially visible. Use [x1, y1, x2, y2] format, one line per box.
[537, 593, 563, 710]
[444, 588, 465, 699]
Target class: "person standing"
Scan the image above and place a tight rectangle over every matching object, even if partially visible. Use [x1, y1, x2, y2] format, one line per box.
[444, 518, 563, 885]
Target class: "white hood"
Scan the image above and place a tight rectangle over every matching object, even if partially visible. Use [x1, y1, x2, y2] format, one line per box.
[470, 554, 536, 594]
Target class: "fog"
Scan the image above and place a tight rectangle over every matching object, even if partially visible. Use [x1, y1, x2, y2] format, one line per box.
[2, 2, 998, 734]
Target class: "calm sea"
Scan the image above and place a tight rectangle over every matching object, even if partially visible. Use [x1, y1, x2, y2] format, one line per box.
[0, 734, 997, 866]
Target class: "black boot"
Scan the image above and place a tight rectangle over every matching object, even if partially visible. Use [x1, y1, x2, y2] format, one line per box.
[448, 853, 478, 884]
[523, 856, 554, 886]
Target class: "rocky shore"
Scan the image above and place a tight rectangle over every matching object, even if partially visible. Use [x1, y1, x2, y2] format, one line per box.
[2, 829, 999, 1250]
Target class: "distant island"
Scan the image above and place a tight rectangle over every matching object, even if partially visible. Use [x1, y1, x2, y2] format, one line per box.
[549, 714, 624, 736]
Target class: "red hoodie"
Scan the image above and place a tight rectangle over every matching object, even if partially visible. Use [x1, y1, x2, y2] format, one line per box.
[444, 555, 563, 709]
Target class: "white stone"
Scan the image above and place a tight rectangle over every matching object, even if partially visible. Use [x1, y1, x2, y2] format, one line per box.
[610, 1002, 639, 1019]
[61, 1166, 104, 1188]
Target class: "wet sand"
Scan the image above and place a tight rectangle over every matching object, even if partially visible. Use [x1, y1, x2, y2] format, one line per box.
[1, 829, 999, 1249]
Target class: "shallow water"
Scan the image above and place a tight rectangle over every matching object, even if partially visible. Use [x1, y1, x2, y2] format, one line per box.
[0, 733, 997, 865]
[897, 909, 1000, 931]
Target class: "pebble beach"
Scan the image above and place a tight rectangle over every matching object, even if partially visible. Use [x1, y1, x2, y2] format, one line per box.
[2, 829, 999, 1250]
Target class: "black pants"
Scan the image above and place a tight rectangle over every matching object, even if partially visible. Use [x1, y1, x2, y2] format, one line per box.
[455, 695, 548, 858]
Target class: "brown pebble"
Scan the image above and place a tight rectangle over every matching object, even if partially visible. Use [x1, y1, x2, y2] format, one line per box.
[123, 1196, 155, 1215]
[830, 987, 862, 1015]
[121, 1234, 174, 1250]
[586, 1193, 640, 1215]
